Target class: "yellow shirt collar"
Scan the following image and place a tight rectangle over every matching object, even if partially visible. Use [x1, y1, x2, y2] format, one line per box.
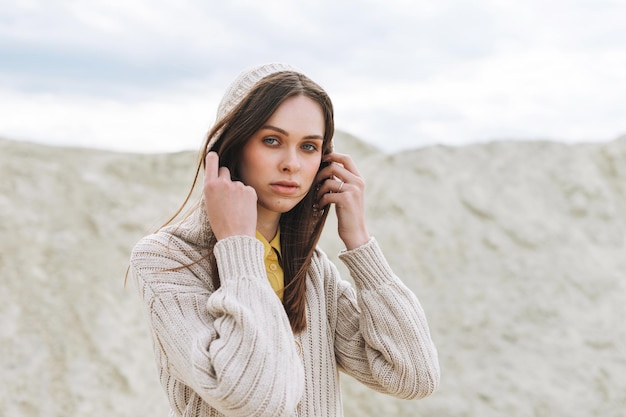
[256, 228, 284, 300]
[255, 229, 281, 259]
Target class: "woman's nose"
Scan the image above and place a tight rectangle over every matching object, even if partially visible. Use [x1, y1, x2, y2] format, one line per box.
[280, 149, 301, 172]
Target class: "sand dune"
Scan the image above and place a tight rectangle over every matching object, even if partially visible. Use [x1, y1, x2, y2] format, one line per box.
[1, 132, 625, 416]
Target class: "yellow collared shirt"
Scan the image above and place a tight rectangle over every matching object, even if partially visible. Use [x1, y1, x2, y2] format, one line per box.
[255, 229, 284, 300]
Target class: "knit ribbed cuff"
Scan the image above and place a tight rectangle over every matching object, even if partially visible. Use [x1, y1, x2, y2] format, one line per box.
[338, 237, 396, 290]
[213, 235, 267, 283]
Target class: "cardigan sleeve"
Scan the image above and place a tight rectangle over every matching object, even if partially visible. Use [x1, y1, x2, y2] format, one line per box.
[130, 233, 304, 417]
[332, 237, 440, 399]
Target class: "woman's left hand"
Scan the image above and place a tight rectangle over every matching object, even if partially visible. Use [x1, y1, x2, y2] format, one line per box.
[316, 152, 370, 250]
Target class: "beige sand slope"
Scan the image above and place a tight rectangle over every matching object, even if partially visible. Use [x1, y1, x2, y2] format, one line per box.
[1, 132, 625, 416]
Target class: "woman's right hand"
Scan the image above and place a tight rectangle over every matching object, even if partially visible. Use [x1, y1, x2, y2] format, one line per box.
[203, 152, 258, 240]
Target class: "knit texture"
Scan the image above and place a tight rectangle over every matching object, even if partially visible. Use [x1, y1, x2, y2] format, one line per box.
[130, 206, 440, 417]
[206, 63, 302, 151]
[217, 63, 300, 121]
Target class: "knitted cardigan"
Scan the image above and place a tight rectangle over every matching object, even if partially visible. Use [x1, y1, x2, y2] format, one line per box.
[130, 206, 440, 417]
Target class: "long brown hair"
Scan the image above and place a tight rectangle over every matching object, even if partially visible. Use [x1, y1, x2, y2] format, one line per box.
[166, 71, 334, 333]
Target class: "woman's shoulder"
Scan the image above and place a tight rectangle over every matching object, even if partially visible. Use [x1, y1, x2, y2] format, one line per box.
[131, 229, 180, 253]
[133, 205, 211, 253]
[130, 226, 209, 269]
[129, 228, 214, 293]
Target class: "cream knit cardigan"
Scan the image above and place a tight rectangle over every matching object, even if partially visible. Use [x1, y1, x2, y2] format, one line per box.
[130, 206, 440, 417]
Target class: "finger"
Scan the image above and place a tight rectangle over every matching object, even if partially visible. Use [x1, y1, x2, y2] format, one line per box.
[316, 178, 346, 200]
[317, 186, 345, 209]
[316, 154, 361, 185]
[328, 178, 345, 193]
[323, 152, 361, 177]
[315, 162, 355, 186]
[204, 151, 219, 180]
[218, 166, 231, 180]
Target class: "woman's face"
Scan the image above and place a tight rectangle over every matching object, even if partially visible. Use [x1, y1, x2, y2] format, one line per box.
[239, 94, 325, 223]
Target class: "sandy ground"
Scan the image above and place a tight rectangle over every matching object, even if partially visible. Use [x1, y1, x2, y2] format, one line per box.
[1, 132, 625, 416]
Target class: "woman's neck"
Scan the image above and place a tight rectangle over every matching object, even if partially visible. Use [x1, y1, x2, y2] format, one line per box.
[256, 207, 280, 242]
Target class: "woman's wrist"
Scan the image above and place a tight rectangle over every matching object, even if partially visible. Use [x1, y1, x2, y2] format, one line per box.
[342, 231, 371, 251]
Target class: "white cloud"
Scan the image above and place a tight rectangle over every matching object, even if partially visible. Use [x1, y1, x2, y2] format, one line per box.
[324, 41, 626, 149]
[0, 86, 223, 153]
[0, 0, 625, 152]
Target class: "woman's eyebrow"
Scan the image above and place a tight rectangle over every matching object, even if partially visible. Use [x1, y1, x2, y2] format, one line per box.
[261, 125, 323, 140]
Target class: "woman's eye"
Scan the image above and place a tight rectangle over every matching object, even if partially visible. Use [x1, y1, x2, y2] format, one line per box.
[302, 143, 318, 152]
[263, 137, 279, 145]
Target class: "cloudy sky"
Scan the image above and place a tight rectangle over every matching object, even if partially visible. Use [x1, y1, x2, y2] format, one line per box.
[1, 0, 625, 153]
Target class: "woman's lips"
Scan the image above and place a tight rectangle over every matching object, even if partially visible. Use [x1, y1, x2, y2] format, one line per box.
[271, 181, 299, 195]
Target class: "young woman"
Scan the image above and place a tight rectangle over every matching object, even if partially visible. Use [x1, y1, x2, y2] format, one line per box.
[130, 63, 440, 417]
